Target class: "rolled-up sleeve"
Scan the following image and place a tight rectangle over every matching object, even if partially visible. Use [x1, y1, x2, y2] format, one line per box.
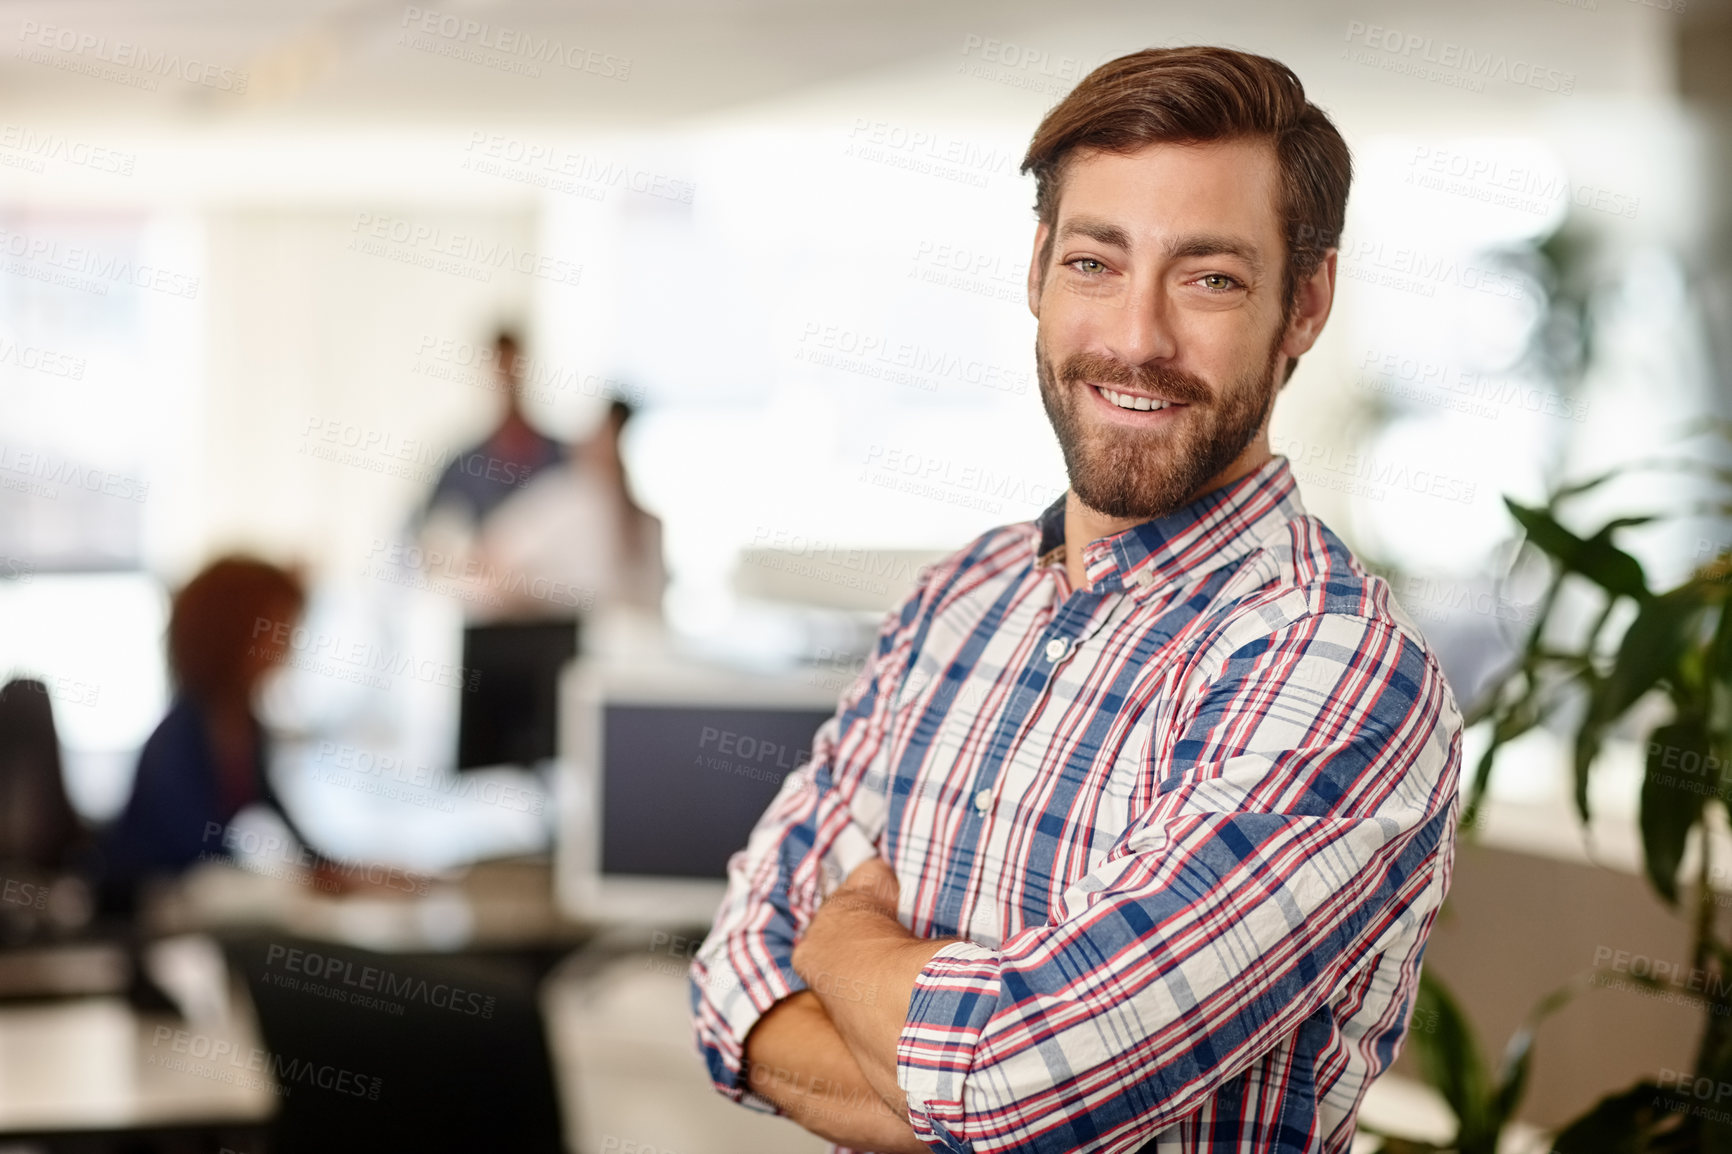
[688, 562, 941, 1108]
[894, 613, 1462, 1153]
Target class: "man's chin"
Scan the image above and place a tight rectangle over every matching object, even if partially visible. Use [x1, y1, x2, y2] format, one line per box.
[1067, 465, 1195, 521]
[1072, 488, 1184, 522]
[1066, 429, 1227, 520]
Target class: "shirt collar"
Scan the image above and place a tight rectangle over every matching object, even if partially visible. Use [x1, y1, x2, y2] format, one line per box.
[1033, 455, 1306, 592]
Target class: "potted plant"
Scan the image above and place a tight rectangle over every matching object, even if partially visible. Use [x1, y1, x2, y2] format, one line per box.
[1400, 424, 1732, 1150]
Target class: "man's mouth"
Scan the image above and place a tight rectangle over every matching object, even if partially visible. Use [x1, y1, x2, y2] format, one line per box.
[1091, 383, 1187, 413]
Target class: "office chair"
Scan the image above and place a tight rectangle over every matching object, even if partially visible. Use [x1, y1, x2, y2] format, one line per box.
[223, 934, 567, 1154]
[0, 678, 89, 946]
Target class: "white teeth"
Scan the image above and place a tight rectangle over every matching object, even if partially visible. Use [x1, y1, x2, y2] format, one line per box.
[1099, 387, 1172, 412]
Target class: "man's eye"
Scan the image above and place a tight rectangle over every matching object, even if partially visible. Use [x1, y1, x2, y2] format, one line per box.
[1070, 258, 1106, 275]
[1198, 273, 1240, 291]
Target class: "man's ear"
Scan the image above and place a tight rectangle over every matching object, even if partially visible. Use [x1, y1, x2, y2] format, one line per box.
[1027, 221, 1050, 318]
[1279, 248, 1337, 363]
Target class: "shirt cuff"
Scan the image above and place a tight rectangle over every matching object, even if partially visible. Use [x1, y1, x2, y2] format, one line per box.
[895, 939, 1003, 1151]
[690, 945, 807, 1107]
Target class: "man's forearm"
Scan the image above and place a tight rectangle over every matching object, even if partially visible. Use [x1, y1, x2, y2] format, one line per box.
[742, 990, 928, 1154]
[792, 861, 956, 1118]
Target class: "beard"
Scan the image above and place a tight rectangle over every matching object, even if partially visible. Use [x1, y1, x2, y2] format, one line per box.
[1036, 328, 1283, 521]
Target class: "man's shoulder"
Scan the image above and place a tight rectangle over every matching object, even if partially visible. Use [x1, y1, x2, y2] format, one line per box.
[1200, 512, 1449, 690]
[904, 518, 1043, 606]
[1190, 515, 1465, 807]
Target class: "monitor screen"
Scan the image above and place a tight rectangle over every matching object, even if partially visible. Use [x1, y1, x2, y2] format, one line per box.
[457, 619, 580, 770]
[598, 703, 834, 880]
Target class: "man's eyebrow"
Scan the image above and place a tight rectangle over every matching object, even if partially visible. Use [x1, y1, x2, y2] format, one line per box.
[1165, 233, 1264, 274]
[1054, 219, 1265, 275]
[1055, 216, 1132, 250]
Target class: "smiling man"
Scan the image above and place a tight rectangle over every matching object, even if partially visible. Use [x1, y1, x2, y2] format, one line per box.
[691, 47, 1462, 1154]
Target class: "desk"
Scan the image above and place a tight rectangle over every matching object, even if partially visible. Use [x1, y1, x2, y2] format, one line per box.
[0, 939, 1551, 1154]
[0, 859, 585, 1147]
[145, 855, 592, 954]
[0, 988, 273, 1138]
[4, 854, 1556, 1153]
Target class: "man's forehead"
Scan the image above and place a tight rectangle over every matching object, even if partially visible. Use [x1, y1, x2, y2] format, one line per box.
[1057, 137, 1279, 183]
[1048, 139, 1283, 244]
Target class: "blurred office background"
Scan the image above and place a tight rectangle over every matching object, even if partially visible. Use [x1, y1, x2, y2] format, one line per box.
[0, 0, 1728, 1150]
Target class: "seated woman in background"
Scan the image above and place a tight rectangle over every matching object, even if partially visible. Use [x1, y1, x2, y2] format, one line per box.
[98, 556, 322, 911]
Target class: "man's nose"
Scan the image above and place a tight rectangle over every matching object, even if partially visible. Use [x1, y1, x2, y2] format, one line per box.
[1101, 279, 1178, 368]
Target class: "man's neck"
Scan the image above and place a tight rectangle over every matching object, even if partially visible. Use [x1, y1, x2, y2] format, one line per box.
[1062, 443, 1272, 593]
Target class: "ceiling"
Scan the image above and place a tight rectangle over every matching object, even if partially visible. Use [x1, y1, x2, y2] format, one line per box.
[1, 0, 1722, 132]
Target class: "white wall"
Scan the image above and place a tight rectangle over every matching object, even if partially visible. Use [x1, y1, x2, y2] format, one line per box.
[197, 207, 541, 579]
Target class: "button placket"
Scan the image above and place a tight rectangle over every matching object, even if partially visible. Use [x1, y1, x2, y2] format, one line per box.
[938, 590, 1110, 931]
[938, 625, 1062, 928]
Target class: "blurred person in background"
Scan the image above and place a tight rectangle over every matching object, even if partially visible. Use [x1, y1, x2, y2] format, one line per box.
[418, 326, 568, 551]
[96, 556, 323, 912]
[479, 398, 667, 620]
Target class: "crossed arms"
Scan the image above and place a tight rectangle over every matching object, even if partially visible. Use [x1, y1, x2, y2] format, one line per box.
[743, 858, 949, 1153]
[689, 579, 1462, 1154]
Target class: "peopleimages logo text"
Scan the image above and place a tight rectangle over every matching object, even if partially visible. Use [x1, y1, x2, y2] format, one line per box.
[398, 7, 631, 80]
[264, 944, 497, 1018]
[347, 213, 582, 286]
[1343, 21, 1576, 94]
[16, 21, 248, 91]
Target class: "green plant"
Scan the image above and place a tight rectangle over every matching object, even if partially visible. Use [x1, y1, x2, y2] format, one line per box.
[1370, 972, 1575, 1154]
[1455, 423, 1732, 1149]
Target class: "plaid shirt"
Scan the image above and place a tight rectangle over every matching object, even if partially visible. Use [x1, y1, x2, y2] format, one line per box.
[689, 454, 1462, 1153]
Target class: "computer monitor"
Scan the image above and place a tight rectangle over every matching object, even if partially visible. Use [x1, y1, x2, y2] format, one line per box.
[557, 657, 841, 925]
[456, 618, 581, 771]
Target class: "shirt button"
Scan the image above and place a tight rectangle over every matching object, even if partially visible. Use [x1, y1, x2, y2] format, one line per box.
[973, 788, 993, 813]
[1044, 637, 1069, 662]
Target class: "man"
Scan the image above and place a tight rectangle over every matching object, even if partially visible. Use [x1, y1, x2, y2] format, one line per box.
[414, 326, 575, 618]
[421, 327, 566, 531]
[690, 46, 1462, 1154]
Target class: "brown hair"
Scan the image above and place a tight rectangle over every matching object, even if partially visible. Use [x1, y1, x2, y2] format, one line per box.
[1022, 46, 1351, 366]
[168, 556, 305, 707]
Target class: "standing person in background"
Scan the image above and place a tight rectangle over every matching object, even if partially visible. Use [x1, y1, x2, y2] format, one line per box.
[97, 557, 323, 911]
[583, 399, 666, 615]
[419, 327, 568, 543]
[480, 398, 667, 620]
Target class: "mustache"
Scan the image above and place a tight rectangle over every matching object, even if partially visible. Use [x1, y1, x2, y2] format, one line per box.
[1058, 351, 1212, 405]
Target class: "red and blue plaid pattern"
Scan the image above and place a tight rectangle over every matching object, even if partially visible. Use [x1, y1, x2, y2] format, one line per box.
[691, 454, 1462, 1153]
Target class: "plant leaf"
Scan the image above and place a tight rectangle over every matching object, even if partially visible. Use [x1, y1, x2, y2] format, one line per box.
[1465, 690, 1550, 830]
[1503, 498, 1650, 602]
[1549, 464, 1630, 503]
[1641, 718, 1712, 905]
[1490, 1025, 1535, 1131]
[1408, 972, 1492, 1149]
[1599, 586, 1708, 719]
[1697, 1032, 1732, 1154]
[1570, 586, 1705, 824]
[1548, 1081, 1673, 1152]
[1491, 980, 1578, 1129]
[1712, 602, 1732, 738]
